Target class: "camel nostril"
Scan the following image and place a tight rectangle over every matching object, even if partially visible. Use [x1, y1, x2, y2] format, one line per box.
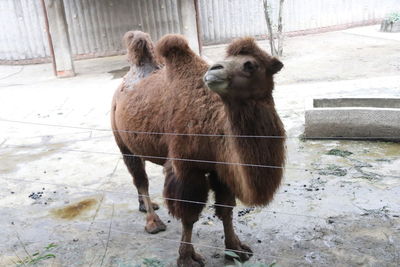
[209, 64, 224, 71]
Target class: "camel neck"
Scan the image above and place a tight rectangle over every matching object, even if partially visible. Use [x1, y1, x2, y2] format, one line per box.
[222, 98, 286, 206]
[224, 98, 279, 136]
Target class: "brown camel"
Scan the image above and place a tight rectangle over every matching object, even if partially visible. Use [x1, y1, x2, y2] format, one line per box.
[111, 32, 285, 266]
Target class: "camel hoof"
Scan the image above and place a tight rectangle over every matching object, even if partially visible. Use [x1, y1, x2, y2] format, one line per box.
[177, 252, 205, 267]
[139, 202, 159, 212]
[225, 243, 253, 262]
[145, 215, 166, 234]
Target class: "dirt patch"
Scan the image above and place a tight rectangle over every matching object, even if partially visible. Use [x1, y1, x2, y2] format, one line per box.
[51, 198, 99, 220]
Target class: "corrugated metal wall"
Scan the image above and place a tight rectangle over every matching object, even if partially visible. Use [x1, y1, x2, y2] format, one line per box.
[64, 0, 183, 57]
[0, 0, 49, 60]
[199, 0, 400, 44]
[0, 0, 184, 61]
[1, 0, 399, 61]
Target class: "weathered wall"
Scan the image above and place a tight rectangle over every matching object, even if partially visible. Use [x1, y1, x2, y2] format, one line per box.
[0, 0, 49, 61]
[199, 0, 400, 44]
[64, 0, 183, 57]
[1, 0, 399, 62]
[0, 0, 184, 62]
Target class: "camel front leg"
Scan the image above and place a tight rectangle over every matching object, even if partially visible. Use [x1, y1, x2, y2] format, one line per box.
[219, 206, 253, 262]
[210, 175, 253, 262]
[177, 221, 205, 267]
[163, 161, 209, 267]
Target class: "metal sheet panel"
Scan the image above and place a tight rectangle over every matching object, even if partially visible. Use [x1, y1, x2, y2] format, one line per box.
[1, 0, 399, 61]
[199, 0, 400, 44]
[0, 0, 50, 60]
[63, 0, 183, 57]
[0, 0, 183, 61]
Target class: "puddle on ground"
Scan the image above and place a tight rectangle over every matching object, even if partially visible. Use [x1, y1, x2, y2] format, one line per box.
[108, 66, 129, 79]
[361, 142, 400, 158]
[51, 198, 99, 220]
[0, 141, 66, 174]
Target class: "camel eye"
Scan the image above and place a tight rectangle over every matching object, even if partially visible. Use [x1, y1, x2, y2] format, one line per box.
[243, 61, 257, 73]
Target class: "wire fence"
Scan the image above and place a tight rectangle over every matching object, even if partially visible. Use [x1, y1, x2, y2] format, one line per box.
[1, 118, 400, 140]
[1, 118, 399, 265]
[3, 175, 377, 222]
[3, 177, 397, 265]
[2, 221, 303, 265]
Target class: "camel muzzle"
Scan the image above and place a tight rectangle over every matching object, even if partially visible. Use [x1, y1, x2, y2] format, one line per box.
[203, 63, 230, 94]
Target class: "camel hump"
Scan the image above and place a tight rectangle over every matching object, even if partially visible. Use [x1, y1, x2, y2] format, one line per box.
[123, 30, 158, 66]
[156, 34, 193, 60]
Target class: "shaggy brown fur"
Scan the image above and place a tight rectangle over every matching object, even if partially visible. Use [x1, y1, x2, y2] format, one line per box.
[111, 32, 285, 266]
[122, 31, 161, 89]
[123, 30, 158, 67]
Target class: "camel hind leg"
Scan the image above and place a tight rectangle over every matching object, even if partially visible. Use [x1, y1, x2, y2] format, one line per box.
[122, 152, 166, 234]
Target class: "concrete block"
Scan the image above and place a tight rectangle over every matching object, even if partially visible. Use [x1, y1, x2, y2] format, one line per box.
[305, 98, 400, 142]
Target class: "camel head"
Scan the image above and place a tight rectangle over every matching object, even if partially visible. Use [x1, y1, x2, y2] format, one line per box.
[204, 38, 283, 100]
[123, 30, 158, 67]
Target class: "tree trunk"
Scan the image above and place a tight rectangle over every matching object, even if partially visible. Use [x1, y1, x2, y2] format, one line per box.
[263, 0, 277, 56]
[277, 0, 285, 56]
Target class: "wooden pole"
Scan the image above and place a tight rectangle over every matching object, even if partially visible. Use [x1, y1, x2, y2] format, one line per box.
[40, 0, 57, 76]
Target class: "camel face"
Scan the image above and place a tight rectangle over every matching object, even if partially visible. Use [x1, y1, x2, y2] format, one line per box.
[204, 54, 281, 100]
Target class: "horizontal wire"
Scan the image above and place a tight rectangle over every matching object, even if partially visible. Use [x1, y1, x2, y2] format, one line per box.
[3, 219, 303, 264]
[3, 220, 391, 265]
[1, 118, 400, 140]
[91, 226, 304, 263]
[3, 141, 400, 216]
[33, 147, 400, 175]
[0, 118, 287, 139]
[4, 143, 301, 170]
[4, 174, 398, 262]
[4, 143, 400, 202]
[3, 192, 394, 264]
[90, 220, 396, 263]
[4, 176, 388, 223]
[4, 141, 399, 175]
[1, 123, 397, 263]
[0, 66, 24, 80]
[63, 148, 294, 170]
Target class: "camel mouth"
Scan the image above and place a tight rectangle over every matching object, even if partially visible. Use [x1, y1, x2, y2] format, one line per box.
[203, 74, 229, 94]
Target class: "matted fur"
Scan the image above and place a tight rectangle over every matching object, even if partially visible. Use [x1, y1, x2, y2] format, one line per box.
[112, 34, 285, 207]
[111, 33, 286, 264]
[123, 30, 159, 67]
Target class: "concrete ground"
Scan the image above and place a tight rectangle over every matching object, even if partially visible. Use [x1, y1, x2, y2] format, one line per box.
[0, 25, 399, 267]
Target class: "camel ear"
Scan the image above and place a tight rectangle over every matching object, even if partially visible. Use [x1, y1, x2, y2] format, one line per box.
[267, 58, 283, 74]
[226, 37, 258, 56]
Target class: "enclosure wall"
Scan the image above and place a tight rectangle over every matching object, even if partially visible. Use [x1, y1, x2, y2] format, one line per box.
[199, 0, 400, 44]
[0, 0, 399, 62]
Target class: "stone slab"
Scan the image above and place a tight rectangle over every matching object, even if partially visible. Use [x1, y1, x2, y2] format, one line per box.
[305, 98, 400, 141]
